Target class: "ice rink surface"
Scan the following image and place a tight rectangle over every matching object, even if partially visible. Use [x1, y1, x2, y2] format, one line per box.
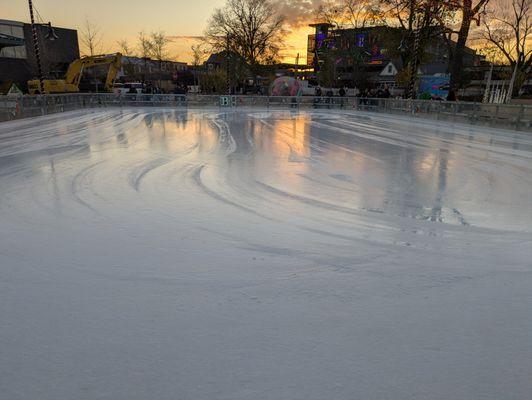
[1, 108, 531, 400]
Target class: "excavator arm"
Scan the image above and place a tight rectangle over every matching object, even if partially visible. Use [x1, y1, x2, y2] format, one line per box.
[29, 53, 122, 94]
[64, 53, 123, 90]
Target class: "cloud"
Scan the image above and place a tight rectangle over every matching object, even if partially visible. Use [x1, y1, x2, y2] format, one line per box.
[166, 35, 205, 40]
[165, 1, 328, 60]
[273, 0, 329, 29]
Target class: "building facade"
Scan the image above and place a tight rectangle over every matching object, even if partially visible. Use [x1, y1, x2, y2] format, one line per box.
[307, 23, 484, 94]
[0, 19, 79, 92]
[116, 56, 189, 92]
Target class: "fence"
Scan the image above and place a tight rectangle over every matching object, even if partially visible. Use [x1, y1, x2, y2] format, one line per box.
[1, 93, 531, 131]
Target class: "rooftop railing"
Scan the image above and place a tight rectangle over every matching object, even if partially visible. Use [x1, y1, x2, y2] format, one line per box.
[1, 93, 531, 131]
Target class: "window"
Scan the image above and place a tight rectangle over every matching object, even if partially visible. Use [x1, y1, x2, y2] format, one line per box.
[0, 22, 27, 59]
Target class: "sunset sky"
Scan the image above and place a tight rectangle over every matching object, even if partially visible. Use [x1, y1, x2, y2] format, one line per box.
[2, 0, 316, 63]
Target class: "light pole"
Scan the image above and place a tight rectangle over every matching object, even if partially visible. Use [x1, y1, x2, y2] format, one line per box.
[407, 27, 421, 99]
[27, 2, 58, 94]
[225, 33, 231, 96]
[406, 0, 437, 99]
[28, 0, 45, 94]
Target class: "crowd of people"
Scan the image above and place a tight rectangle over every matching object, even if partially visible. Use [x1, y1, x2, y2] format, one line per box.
[122, 81, 457, 102]
[313, 84, 457, 101]
[314, 85, 391, 99]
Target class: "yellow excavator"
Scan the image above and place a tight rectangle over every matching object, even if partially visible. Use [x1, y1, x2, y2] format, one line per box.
[28, 53, 122, 94]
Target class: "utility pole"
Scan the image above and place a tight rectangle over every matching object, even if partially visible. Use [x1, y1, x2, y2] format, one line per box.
[407, 0, 437, 99]
[295, 53, 299, 80]
[28, 0, 45, 94]
[407, 27, 421, 99]
[226, 34, 231, 95]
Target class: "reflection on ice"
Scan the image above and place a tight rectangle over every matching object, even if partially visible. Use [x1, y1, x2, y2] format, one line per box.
[1, 108, 531, 235]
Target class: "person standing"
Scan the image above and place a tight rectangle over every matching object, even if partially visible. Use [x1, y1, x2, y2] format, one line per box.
[314, 86, 322, 108]
[325, 88, 334, 108]
[447, 89, 457, 101]
[339, 86, 346, 108]
[382, 84, 391, 98]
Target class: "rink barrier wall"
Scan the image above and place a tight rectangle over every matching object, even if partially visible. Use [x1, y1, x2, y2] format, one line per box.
[1, 94, 531, 131]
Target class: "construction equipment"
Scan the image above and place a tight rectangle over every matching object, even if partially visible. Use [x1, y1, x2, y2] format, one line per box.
[28, 53, 122, 94]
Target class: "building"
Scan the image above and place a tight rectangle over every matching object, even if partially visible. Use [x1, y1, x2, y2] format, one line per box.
[0, 19, 79, 92]
[117, 56, 189, 92]
[0, 20, 31, 90]
[307, 23, 484, 94]
[204, 51, 228, 71]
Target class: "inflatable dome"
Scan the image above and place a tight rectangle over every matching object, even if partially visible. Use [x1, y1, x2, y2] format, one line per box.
[270, 76, 302, 96]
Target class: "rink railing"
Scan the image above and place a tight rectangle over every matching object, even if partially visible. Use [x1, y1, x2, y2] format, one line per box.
[1, 93, 531, 131]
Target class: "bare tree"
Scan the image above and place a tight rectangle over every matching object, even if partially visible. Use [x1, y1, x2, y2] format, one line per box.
[315, 0, 344, 26]
[381, 0, 425, 30]
[445, 0, 491, 89]
[380, 0, 455, 32]
[149, 31, 173, 88]
[116, 39, 134, 56]
[383, 0, 491, 90]
[376, 0, 455, 76]
[191, 44, 206, 67]
[136, 31, 172, 61]
[205, 0, 285, 71]
[345, 0, 384, 27]
[135, 31, 173, 87]
[137, 32, 152, 59]
[137, 31, 152, 80]
[80, 18, 102, 56]
[482, 0, 531, 91]
[317, 0, 384, 28]
[149, 31, 172, 62]
[191, 44, 207, 90]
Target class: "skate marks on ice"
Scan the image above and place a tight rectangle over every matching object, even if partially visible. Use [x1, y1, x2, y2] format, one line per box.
[1, 108, 531, 245]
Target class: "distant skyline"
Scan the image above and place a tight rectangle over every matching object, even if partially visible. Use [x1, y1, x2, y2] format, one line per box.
[2, 0, 313, 63]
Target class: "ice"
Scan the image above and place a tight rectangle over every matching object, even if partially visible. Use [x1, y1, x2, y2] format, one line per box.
[1, 108, 531, 400]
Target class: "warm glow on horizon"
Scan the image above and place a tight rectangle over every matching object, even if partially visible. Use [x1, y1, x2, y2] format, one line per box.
[1, 0, 314, 63]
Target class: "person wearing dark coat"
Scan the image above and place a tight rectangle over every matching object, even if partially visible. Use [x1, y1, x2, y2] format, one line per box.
[314, 86, 322, 108]
[447, 89, 457, 101]
[325, 89, 334, 108]
[338, 87, 346, 108]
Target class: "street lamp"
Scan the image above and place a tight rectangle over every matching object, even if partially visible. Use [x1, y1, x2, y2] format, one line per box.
[406, 0, 440, 99]
[407, 27, 422, 99]
[45, 22, 59, 41]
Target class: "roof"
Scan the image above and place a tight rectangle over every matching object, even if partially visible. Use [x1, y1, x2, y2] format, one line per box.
[0, 19, 24, 27]
[123, 56, 187, 65]
[309, 23, 335, 28]
[205, 51, 229, 65]
[204, 51, 245, 66]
